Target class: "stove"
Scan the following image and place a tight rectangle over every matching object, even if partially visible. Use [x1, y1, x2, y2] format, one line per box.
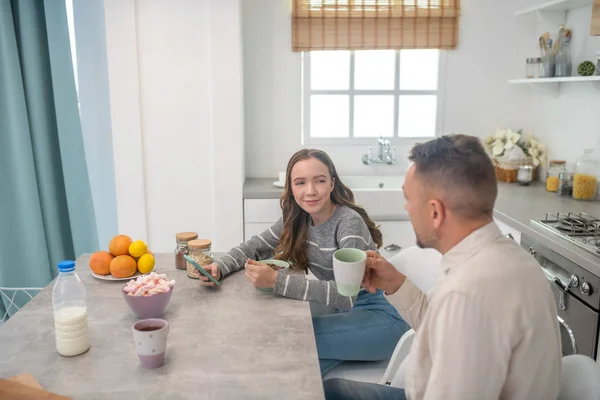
[525, 212, 600, 360]
[532, 212, 600, 258]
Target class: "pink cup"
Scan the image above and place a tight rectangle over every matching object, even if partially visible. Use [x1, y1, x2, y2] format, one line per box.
[132, 318, 169, 369]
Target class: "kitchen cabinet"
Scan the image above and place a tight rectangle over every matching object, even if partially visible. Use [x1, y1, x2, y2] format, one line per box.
[244, 199, 281, 223]
[243, 199, 281, 241]
[244, 222, 273, 242]
[494, 218, 522, 243]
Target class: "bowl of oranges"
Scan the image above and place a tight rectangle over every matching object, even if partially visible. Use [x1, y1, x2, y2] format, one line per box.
[89, 235, 156, 281]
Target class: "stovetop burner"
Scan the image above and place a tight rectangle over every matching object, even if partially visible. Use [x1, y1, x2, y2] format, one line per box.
[583, 236, 600, 249]
[555, 221, 594, 233]
[532, 212, 600, 257]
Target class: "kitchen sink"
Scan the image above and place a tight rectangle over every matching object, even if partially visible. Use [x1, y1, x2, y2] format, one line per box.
[340, 175, 407, 220]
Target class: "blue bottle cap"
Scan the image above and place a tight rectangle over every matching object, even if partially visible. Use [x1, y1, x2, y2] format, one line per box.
[58, 260, 76, 273]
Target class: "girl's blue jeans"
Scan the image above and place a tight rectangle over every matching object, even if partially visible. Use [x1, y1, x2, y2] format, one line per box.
[312, 289, 410, 375]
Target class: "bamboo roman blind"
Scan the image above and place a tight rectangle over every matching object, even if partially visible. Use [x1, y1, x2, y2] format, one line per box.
[591, 0, 600, 36]
[292, 0, 461, 51]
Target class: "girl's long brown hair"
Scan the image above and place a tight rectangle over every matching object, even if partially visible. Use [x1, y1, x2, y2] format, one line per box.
[274, 149, 382, 270]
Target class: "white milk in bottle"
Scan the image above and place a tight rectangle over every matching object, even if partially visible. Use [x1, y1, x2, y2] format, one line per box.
[52, 261, 90, 356]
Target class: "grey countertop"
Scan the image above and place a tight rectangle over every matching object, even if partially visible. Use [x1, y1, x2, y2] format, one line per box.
[243, 177, 600, 274]
[493, 182, 600, 275]
[0, 253, 324, 400]
[244, 178, 285, 199]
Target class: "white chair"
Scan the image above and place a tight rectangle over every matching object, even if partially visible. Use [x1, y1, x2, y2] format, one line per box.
[0, 287, 43, 327]
[323, 247, 441, 383]
[384, 247, 441, 311]
[559, 354, 600, 400]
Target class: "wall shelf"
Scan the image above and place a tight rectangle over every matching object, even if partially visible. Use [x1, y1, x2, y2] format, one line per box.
[509, 76, 600, 83]
[515, 0, 593, 16]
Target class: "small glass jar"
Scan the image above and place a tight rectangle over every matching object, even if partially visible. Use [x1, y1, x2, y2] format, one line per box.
[526, 57, 542, 79]
[186, 239, 213, 279]
[557, 172, 574, 197]
[573, 149, 599, 201]
[546, 160, 566, 192]
[174, 232, 198, 270]
[517, 165, 533, 186]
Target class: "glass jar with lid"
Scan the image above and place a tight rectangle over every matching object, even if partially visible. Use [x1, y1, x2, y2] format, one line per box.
[174, 232, 198, 270]
[546, 160, 566, 192]
[186, 239, 213, 279]
[517, 165, 533, 186]
[573, 149, 599, 201]
[526, 57, 542, 79]
[557, 172, 574, 197]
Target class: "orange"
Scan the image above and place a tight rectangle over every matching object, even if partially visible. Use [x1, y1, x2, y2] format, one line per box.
[109, 255, 137, 278]
[108, 235, 133, 256]
[89, 251, 114, 275]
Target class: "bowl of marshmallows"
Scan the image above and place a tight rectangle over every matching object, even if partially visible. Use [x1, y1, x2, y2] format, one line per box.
[122, 272, 176, 319]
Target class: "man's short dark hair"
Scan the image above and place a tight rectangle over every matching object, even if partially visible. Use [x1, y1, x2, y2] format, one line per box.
[408, 134, 498, 219]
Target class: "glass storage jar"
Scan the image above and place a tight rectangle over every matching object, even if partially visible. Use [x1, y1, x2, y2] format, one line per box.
[526, 57, 542, 79]
[546, 160, 566, 192]
[174, 232, 198, 270]
[573, 149, 599, 201]
[557, 172, 574, 197]
[186, 239, 213, 279]
[517, 165, 534, 186]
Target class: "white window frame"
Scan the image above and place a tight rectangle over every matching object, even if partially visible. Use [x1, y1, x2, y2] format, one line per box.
[301, 50, 447, 146]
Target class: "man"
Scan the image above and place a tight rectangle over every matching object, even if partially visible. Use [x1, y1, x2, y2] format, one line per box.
[324, 134, 561, 400]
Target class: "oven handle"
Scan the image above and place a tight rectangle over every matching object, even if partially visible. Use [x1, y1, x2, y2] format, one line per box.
[557, 315, 578, 355]
[541, 266, 571, 291]
[541, 267, 571, 310]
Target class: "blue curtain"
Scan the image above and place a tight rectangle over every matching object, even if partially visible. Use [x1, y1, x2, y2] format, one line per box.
[0, 0, 98, 320]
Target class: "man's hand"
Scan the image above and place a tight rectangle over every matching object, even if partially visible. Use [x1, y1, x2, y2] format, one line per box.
[363, 251, 406, 295]
[245, 259, 278, 289]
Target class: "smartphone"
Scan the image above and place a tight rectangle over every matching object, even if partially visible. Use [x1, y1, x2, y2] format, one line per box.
[182, 254, 221, 286]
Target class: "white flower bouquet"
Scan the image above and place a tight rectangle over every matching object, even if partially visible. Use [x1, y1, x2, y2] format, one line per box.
[483, 129, 547, 182]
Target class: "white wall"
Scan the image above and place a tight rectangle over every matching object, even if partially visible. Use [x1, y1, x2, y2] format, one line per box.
[242, 0, 534, 178]
[76, 0, 598, 253]
[81, 0, 244, 253]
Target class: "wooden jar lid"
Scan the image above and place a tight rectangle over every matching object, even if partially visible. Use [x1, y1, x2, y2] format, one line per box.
[176, 232, 198, 241]
[188, 239, 211, 250]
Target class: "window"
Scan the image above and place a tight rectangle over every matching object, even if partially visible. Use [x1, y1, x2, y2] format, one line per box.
[302, 49, 443, 143]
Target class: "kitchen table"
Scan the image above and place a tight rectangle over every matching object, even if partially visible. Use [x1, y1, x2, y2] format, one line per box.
[0, 253, 325, 399]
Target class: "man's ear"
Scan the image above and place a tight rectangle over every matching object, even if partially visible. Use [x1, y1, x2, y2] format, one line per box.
[430, 199, 445, 229]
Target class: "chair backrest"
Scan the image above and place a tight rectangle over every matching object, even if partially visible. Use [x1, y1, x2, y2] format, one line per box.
[379, 329, 415, 386]
[0, 287, 43, 327]
[559, 354, 600, 400]
[388, 246, 441, 293]
[379, 247, 442, 387]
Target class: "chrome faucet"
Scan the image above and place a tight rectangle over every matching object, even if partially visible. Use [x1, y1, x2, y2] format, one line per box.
[362, 136, 396, 165]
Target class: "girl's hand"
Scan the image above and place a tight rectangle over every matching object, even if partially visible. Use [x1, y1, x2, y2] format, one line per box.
[245, 259, 278, 289]
[199, 263, 222, 287]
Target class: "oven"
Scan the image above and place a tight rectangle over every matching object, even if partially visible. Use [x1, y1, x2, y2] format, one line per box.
[521, 234, 600, 359]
